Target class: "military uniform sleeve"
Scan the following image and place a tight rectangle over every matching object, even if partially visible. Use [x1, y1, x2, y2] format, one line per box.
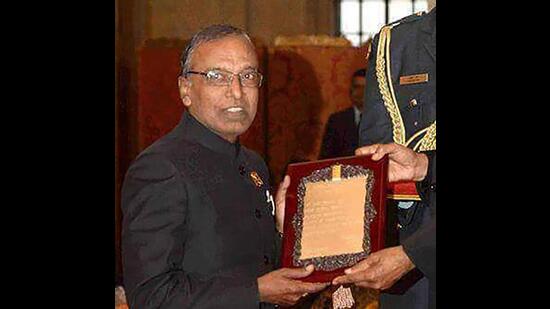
[401, 151, 436, 281]
[359, 33, 394, 146]
[121, 153, 260, 309]
[416, 151, 436, 202]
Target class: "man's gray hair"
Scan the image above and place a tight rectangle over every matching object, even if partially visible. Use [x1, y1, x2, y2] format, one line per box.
[180, 24, 253, 76]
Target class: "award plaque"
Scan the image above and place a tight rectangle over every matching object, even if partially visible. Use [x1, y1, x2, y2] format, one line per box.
[281, 155, 388, 283]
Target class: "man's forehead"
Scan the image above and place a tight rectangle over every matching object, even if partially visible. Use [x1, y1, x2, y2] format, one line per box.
[192, 36, 258, 69]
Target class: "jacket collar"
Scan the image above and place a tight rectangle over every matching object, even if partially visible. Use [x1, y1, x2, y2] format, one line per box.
[176, 111, 241, 158]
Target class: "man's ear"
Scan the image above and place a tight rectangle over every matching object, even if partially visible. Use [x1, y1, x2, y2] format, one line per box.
[178, 76, 192, 107]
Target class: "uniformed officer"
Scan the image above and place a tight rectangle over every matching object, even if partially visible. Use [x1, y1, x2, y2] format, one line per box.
[121, 24, 328, 309]
[333, 4, 436, 309]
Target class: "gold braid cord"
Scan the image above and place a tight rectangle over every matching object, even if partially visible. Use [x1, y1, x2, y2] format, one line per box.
[405, 126, 430, 148]
[416, 121, 436, 151]
[406, 121, 436, 151]
[375, 26, 406, 145]
[375, 25, 436, 152]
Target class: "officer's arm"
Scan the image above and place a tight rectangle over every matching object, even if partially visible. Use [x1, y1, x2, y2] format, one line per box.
[359, 33, 394, 146]
[401, 151, 436, 281]
[121, 153, 260, 309]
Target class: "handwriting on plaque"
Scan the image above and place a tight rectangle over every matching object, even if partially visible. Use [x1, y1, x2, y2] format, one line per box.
[299, 175, 367, 260]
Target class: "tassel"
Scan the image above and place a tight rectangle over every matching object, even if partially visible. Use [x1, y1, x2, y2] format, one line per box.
[332, 285, 355, 309]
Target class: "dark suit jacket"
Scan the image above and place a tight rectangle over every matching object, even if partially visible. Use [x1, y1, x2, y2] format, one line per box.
[359, 8, 436, 309]
[121, 111, 278, 309]
[319, 107, 359, 159]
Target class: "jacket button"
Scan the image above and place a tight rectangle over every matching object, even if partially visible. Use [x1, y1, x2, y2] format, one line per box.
[264, 255, 270, 265]
[255, 209, 262, 219]
[409, 98, 418, 108]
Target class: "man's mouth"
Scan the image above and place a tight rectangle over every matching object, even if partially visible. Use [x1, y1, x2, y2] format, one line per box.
[226, 107, 244, 113]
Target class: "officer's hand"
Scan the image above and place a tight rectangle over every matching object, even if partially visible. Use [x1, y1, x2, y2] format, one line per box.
[258, 264, 329, 307]
[332, 246, 415, 290]
[355, 143, 428, 182]
[275, 175, 290, 233]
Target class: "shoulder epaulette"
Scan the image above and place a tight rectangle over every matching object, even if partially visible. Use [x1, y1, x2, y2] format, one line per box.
[387, 11, 426, 28]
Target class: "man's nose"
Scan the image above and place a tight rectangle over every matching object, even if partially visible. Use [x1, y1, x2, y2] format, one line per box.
[227, 76, 243, 99]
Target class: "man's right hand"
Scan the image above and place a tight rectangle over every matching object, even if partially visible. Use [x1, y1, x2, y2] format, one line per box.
[355, 143, 428, 183]
[258, 265, 329, 307]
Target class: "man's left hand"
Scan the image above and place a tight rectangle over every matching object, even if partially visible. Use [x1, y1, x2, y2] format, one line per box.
[331, 246, 415, 290]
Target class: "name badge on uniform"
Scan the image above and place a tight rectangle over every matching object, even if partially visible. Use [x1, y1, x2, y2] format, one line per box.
[399, 73, 429, 85]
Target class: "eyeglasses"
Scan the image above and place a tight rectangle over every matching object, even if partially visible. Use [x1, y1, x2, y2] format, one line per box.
[185, 68, 263, 88]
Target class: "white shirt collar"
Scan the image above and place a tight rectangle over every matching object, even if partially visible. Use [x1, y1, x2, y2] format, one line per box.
[353, 106, 361, 125]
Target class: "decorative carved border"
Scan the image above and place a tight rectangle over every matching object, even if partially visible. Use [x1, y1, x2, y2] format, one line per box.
[292, 165, 376, 271]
